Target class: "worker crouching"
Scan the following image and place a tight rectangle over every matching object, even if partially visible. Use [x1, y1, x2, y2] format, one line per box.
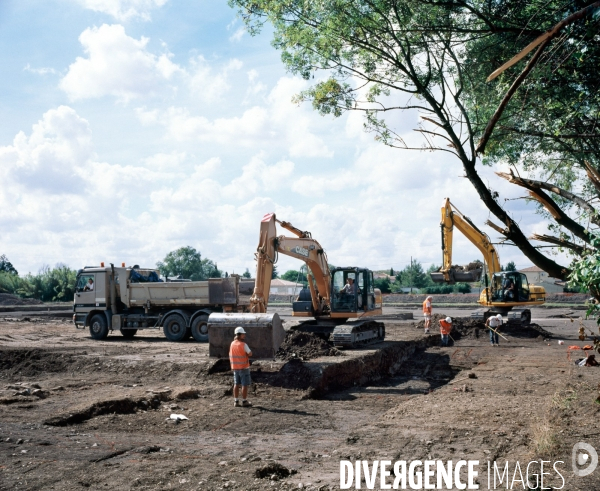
[229, 326, 253, 407]
[439, 317, 452, 347]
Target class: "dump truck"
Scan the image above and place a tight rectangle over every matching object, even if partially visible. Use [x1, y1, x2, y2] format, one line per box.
[72, 264, 254, 342]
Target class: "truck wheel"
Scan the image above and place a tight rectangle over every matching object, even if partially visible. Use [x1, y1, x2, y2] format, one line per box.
[120, 329, 137, 339]
[89, 314, 109, 340]
[163, 314, 187, 342]
[191, 314, 209, 342]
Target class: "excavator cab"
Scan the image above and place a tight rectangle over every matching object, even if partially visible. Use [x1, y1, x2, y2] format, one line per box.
[490, 272, 530, 302]
[331, 267, 376, 313]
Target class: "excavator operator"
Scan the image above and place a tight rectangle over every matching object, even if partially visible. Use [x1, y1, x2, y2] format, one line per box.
[502, 275, 515, 301]
[340, 278, 356, 295]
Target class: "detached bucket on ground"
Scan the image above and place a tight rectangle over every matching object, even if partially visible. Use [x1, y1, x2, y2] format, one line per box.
[207, 313, 286, 359]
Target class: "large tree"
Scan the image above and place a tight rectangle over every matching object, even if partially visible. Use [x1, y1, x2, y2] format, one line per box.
[157, 246, 222, 280]
[230, 0, 600, 282]
[0, 255, 18, 275]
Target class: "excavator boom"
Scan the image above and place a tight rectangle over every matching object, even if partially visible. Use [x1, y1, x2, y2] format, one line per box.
[431, 198, 500, 284]
[249, 213, 330, 316]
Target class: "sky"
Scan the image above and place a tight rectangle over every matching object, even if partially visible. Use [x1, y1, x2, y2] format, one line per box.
[0, 0, 568, 277]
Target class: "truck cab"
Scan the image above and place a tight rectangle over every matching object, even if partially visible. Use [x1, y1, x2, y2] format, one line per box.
[73, 266, 111, 328]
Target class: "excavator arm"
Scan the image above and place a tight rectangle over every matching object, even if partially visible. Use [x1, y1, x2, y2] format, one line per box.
[435, 198, 501, 283]
[250, 213, 331, 316]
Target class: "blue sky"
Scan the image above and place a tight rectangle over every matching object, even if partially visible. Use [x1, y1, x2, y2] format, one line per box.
[0, 0, 567, 277]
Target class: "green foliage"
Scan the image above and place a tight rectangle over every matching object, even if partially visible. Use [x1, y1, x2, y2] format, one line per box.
[242, 268, 252, 279]
[0, 255, 18, 275]
[272, 265, 279, 279]
[569, 233, 600, 352]
[0, 271, 25, 294]
[423, 282, 471, 294]
[374, 277, 391, 293]
[504, 261, 517, 272]
[156, 246, 221, 280]
[423, 285, 455, 295]
[281, 269, 307, 283]
[396, 260, 428, 289]
[19, 264, 77, 302]
[389, 267, 394, 276]
[456, 282, 472, 294]
[229, 0, 599, 278]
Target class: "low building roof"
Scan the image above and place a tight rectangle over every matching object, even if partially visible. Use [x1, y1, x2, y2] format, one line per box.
[519, 266, 544, 272]
[271, 279, 304, 287]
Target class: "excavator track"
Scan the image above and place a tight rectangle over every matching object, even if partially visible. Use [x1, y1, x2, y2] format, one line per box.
[331, 320, 385, 348]
[291, 319, 385, 348]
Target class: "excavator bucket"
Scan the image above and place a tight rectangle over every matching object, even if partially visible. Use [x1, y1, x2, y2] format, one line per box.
[430, 272, 447, 283]
[430, 264, 483, 284]
[207, 313, 286, 359]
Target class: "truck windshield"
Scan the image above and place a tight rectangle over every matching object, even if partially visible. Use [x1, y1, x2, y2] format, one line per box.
[76, 274, 95, 292]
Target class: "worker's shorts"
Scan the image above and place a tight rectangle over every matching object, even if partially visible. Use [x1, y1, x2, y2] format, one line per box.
[233, 368, 251, 387]
[423, 314, 431, 320]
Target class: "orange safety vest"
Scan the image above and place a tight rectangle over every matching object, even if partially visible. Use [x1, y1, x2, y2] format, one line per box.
[229, 340, 250, 370]
[423, 300, 432, 314]
[439, 320, 452, 335]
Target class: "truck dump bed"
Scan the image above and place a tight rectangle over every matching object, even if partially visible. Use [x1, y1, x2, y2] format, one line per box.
[123, 277, 243, 308]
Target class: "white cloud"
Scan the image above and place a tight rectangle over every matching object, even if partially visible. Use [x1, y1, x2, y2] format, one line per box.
[224, 155, 295, 199]
[229, 27, 245, 43]
[0, 106, 93, 194]
[59, 24, 181, 102]
[23, 64, 57, 76]
[188, 56, 243, 102]
[75, 0, 169, 21]
[137, 75, 334, 158]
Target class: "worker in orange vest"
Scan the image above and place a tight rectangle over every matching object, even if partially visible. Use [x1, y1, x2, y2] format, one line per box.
[229, 326, 253, 407]
[422, 296, 433, 333]
[439, 316, 452, 346]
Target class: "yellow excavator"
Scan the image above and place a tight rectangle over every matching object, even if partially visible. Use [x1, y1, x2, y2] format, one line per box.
[246, 212, 385, 347]
[430, 198, 545, 324]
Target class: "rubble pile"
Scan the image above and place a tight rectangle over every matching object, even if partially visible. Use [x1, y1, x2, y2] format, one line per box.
[415, 315, 553, 339]
[276, 331, 344, 361]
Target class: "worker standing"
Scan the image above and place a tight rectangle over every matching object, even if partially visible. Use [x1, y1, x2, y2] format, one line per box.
[439, 317, 452, 346]
[229, 327, 253, 407]
[486, 314, 502, 346]
[422, 296, 433, 333]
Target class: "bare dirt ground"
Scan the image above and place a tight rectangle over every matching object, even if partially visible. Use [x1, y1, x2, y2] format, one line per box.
[1, 306, 599, 490]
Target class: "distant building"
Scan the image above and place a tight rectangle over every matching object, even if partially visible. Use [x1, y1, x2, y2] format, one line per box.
[269, 279, 304, 295]
[373, 272, 396, 282]
[519, 266, 565, 293]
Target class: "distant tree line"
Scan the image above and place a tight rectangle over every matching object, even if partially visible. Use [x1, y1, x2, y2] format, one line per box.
[0, 247, 229, 303]
[0, 255, 77, 302]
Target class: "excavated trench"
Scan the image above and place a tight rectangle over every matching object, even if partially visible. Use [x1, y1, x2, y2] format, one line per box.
[249, 333, 450, 397]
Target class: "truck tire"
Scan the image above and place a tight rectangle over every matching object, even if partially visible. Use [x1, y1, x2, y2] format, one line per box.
[120, 329, 137, 339]
[191, 314, 209, 342]
[89, 314, 109, 340]
[163, 314, 187, 342]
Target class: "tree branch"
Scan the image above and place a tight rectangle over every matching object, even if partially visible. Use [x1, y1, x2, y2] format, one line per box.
[530, 234, 587, 255]
[496, 170, 600, 224]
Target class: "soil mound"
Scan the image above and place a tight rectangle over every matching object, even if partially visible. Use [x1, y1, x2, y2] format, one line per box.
[255, 462, 297, 479]
[276, 331, 343, 361]
[415, 314, 553, 339]
[0, 349, 79, 378]
[0, 293, 43, 306]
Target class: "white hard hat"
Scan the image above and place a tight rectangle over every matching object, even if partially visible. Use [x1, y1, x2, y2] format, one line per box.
[445, 317, 452, 323]
[234, 326, 246, 335]
[496, 314, 502, 319]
